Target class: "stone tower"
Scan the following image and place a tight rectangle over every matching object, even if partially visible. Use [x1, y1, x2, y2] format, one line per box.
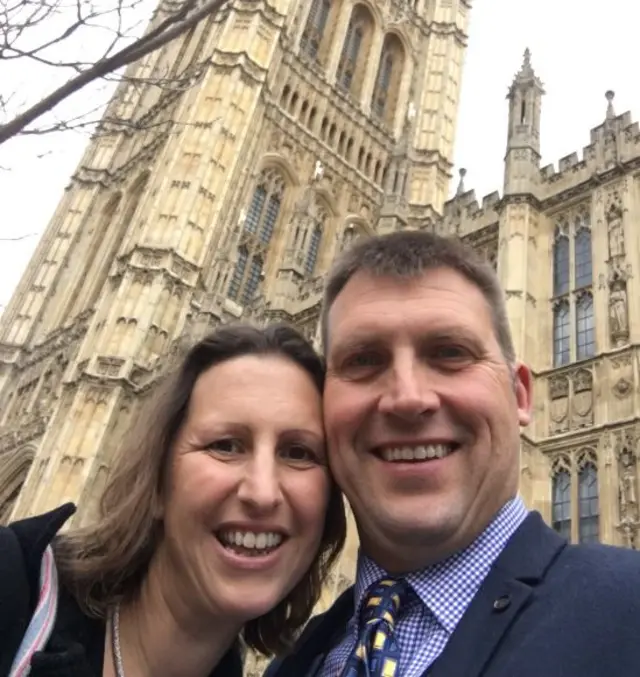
[443, 50, 640, 552]
[0, 0, 472, 619]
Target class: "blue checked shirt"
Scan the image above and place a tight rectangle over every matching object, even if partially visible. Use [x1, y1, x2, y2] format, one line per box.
[319, 497, 528, 677]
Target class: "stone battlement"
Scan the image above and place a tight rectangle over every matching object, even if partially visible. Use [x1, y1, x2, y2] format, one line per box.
[442, 90, 640, 239]
[538, 107, 640, 197]
[437, 177, 500, 238]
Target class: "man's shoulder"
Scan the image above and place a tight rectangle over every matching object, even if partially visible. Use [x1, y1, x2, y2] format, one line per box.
[264, 586, 355, 676]
[549, 539, 640, 601]
[560, 540, 640, 574]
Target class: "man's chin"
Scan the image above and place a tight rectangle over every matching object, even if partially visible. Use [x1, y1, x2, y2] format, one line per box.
[360, 510, 466, 571]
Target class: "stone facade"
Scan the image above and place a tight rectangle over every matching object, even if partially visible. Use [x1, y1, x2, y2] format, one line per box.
[445, 53, 640, 553]
[0, 1, 470, 670]
[2, 1, 639, 670]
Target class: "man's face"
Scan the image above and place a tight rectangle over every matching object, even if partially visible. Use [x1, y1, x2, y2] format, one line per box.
[324, 267, 532, 572]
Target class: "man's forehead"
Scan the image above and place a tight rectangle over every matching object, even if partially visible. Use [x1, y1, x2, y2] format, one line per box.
[324, 269, 491, 353]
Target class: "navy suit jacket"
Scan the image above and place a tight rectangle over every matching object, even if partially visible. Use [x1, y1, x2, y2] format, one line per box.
[265, 512, 640, 677]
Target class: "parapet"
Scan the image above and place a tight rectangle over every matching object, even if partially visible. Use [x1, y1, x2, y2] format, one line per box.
[536, 101, 640, 199]
[438, 186, 500, 238]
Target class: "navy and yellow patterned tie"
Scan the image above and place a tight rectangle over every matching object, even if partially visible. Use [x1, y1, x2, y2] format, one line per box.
[340, 578, 409, 677]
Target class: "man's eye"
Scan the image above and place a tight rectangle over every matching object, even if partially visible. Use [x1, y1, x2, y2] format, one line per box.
[432, 345, 471, 361]
[344, 353, 381, 368]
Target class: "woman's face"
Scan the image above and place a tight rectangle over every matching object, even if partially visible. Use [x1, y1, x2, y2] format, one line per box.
[155, 354, 330, 627]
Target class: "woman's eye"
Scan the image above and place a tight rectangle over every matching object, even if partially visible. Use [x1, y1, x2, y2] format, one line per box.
[281, 444, 318, 464]
[205, 439, 242, 455]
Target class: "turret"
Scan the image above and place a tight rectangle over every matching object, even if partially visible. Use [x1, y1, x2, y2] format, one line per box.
[504, 48, 545, 196]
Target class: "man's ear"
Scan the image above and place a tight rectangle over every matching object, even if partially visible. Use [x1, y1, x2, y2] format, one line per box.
[514, 361, 533, 427]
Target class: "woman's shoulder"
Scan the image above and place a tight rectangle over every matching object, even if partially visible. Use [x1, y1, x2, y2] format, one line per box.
[0, 504, 77, 676]
[6, 504, 76, 555]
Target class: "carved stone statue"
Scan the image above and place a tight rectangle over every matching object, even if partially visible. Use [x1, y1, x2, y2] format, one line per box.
[620, 467, 638, 510]
[313, 160, 324, 182]
[339, 224, 357, 253]
[609, 281, 629, 344]
[617, 440, 639, 526]
[607, 212, 625, 258]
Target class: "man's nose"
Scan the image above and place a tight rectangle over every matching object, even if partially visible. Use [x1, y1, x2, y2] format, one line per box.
[237, 450, 283, 514]
[378, 357, 440, 421]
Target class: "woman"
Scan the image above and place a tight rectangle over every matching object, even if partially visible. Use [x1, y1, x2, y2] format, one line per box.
[0, 323, 347, 677]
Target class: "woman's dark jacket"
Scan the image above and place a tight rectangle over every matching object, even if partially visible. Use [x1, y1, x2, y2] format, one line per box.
[0, 504, 244, 677]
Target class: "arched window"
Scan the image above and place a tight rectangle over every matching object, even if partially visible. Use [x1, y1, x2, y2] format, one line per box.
[371, 34, 405, 125]
[553, 301, 570, 367]
[576, 294, 595, 360]
[578, 462, 599, 544]
[306, 224, 323, 276]
[228, 169, 285, 305]
[244, 256, 263, 305]
[552, 468, 571, 540]
[301, 0, 331, 60]
[553, 234, 570, 296]
[549, 212, 594, 367]
[336, 6, 374, 96]
[574, 228, 592, 288]
[245, 186, 266, 234]
[259, 191, 281, 244]
[228, 247, 248, 301]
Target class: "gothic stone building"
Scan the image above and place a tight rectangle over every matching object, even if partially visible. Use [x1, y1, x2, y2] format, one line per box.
[0, 0, 470, 622]
[1, 2, 640, 668]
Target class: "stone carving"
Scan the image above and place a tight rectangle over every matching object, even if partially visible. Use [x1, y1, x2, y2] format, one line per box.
[572, 368, 594, 429]
[548, 369, 595, 436]
[611, 352, 633, 400]
[607, 212, 625, 259]
[603, 130, 618, 169]
[313, 159, 324, 181]
[548, 375, 569, 435]
[608, 266, 630, 347]
[338, 223, 358, 253]
[245, 293, 270, 326]
[613, 377, 633, 399]
[616, 429, 640, 549]
[520, 440, 534, 479]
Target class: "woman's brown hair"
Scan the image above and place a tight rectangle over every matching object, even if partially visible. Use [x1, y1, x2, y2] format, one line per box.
[54, 322, 347, 654]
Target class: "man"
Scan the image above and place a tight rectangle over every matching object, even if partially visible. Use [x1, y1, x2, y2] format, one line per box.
[266, 231, 640, 677]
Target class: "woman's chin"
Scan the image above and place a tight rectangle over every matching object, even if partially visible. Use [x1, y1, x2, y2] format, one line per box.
[219, 592, 285, 624]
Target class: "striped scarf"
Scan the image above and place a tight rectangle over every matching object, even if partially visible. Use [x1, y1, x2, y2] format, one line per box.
[9, 545, 59, 677]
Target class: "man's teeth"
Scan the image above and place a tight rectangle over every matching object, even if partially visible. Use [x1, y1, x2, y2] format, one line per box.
[218, 530, 283, 551]
[381, 444, 454, 462]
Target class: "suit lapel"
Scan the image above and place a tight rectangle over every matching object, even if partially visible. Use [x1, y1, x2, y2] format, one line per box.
[271, 587, 355, 677]
[427, 512, 567, 677]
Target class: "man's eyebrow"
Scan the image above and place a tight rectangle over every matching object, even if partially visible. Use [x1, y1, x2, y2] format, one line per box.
[329, 325, 483, 357]
[329, 335, 381, 359]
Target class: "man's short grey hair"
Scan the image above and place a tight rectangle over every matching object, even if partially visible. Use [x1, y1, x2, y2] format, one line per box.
[321, 230, 516, 364]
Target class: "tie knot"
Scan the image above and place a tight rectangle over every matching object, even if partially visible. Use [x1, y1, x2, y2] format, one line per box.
[361, 578, 409, 629]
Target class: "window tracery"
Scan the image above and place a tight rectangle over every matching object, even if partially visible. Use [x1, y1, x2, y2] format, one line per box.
[336, 5, 374, 97]
[551, 208, 594, 366]
[371, 34, 405, 127]
[551, 449, 600, 544]
[229, 168, 285, 306]
[301, 0, 332, 60]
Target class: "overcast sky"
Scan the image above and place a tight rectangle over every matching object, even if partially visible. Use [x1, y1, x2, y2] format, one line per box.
[1, 0, 639, 313]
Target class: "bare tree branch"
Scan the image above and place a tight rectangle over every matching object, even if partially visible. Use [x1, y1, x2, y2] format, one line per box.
[0, 0, 229, 145]
[0, 233, 37, 241]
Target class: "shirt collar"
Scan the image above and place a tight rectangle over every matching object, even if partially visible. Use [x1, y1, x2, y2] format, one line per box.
[353, 496, 528, 634]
